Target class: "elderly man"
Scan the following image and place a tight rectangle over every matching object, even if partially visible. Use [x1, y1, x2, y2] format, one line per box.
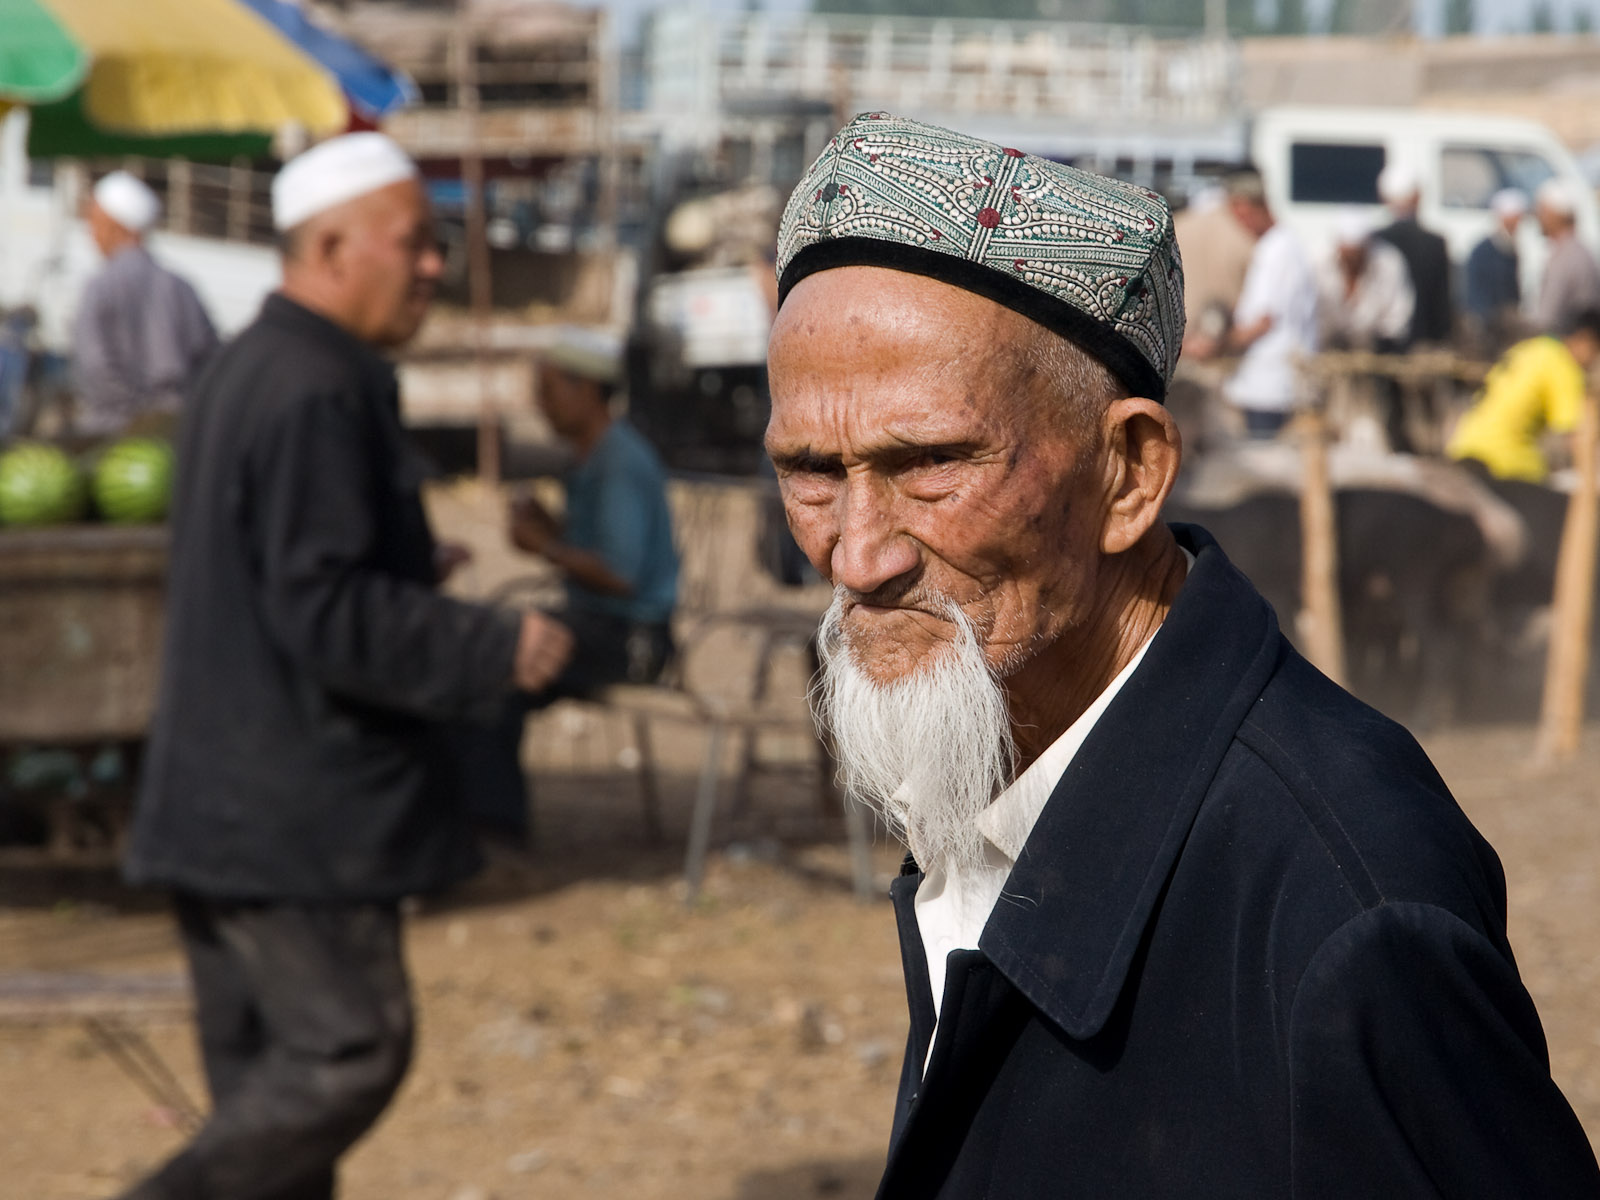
[120, 134, 571, 1200]
[1534, 178, 1600, 336]
[73, 171, 217, 436]
[766, 114, 1599, 1198]
[1374, 162, 1454, 347]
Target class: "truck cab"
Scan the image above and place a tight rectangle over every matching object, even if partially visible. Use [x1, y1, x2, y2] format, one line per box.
[1250, 105, 1600, 301]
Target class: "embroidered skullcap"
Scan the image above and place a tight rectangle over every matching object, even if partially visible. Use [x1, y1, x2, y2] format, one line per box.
[93, 171, 161, 235]
[272, 132, 419, 232]
[776, 113, 1185, 401]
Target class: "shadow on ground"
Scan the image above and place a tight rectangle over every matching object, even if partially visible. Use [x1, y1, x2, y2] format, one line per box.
[733, 1157, 886, 1199]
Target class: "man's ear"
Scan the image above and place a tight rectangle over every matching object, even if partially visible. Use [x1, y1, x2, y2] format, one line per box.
[307, 220, 345, 278]
[1099, 397, 1182, 556]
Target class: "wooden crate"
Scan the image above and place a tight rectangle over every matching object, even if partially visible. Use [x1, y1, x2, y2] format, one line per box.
[0, 527, 167, 744]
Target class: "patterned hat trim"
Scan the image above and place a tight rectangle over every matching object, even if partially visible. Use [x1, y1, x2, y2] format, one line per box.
[778, 236, 1163, 402]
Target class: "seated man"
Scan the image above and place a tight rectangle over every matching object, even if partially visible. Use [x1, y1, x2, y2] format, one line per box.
[1448, 308, 1600, 483]
[511, 330, 679, 689]
[462, 331, 680, 846]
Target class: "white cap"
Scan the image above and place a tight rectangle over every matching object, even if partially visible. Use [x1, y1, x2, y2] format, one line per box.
[541, 326, 622, 384]
[1536, 177, 1579, 217]
[271, 132, 420, 233]
[1377, 162, 1420, 204]
[93, 171, 161, 234]
[1491, 188, 1529, 219]
[1333, 207, 1373, 246]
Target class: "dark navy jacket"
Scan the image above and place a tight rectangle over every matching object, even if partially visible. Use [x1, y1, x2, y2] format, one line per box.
[879, 526, 1598, 1199]
[128, 296, 520, 902]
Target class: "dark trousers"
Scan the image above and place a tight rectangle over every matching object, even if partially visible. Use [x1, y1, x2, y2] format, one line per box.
[456, 610, 675, 840]
[118, 896, 413, 1200]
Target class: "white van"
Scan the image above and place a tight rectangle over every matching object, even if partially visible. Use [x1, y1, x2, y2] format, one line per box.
[1250, 106, 1600, 304]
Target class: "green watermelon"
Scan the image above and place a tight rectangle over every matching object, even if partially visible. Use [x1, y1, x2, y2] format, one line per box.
[92, 437, 174, 524]
[0, 442, 88, 526]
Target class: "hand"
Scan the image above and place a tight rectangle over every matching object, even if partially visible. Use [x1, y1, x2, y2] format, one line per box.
[434, 540, 474, 583]
[513, 611, 573, 692]
[508, 493, 560, 557]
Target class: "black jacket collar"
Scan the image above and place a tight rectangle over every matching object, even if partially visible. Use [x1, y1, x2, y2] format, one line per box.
[258, 293, 396, 386]
[961, 525, 1285, 1041]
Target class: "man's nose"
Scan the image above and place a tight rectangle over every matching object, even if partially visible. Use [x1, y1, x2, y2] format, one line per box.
[418, 244, 445, 280]
[830, 477, 919, 596]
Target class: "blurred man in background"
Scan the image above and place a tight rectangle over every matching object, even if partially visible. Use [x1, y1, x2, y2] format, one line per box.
[1374, 163, 1454, 348]
[510, 330, 679, 694]
[120, 133, 571, 1200]
[453, 333, 681, 848]
[1534, 179, 1600, 336]
[1448, 308, 1600, 484]
[1463, 188, 1528, 356]
[1318, 209, 1414, 352]
[73, 171, 217, 437]
[1173, 183, 1254, 353]
[1190, 168, 1319, 439]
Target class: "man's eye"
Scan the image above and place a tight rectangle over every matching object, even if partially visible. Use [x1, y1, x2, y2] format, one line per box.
[784, 457, 844, 478]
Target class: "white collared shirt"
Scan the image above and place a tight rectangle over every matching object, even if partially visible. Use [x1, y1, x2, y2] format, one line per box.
[912, 550, 1192, 1065]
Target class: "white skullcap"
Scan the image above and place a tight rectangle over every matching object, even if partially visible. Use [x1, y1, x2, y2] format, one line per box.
[1490, 188, 1528, 219]
[93, 171, 161, 234]
[272, 132, 420, 232]
[1377, 162, 1420, 204]
[541, 326, 622, 384]
[1536, 177, 1579, 217]
[1333, 208, 1374, 246]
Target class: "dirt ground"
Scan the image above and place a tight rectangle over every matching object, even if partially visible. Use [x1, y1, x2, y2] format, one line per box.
[3, 482, 1599, 1198]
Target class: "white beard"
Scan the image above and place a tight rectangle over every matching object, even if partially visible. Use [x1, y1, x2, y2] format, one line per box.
[812, 588, 1016, 874]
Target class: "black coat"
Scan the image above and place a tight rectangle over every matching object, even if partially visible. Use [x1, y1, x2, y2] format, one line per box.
[127, 296, 521, 902]
[1376, 217, 1455, 346]
[879, 526, 1598, 1199]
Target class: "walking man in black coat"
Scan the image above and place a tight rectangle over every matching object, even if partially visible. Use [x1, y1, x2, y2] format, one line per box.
[766, 114, 1599, 1198]
[119, 133, 572, 1200]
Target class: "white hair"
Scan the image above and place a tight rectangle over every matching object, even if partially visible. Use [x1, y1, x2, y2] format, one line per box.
[813, 588, 1016, 874]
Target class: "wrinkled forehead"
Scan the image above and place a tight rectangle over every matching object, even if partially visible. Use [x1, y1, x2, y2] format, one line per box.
[767, 267, 1070, 451]
[771, 266, 1044, 378]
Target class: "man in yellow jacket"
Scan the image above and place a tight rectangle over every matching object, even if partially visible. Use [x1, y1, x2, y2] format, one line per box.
[1448, 309, 1600, 482]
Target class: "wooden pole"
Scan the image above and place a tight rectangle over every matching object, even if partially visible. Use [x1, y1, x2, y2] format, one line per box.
[1535, 390, 1600, 763]
[1298, 399, 1347, 688]
[454, 6, 500, 485]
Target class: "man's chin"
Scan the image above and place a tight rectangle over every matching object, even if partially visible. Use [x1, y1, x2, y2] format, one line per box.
[838, 634, 959, 689]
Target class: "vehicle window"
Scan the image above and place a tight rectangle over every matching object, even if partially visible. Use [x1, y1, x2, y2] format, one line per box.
[1288, 142, 1386, 204]
[1440, 145, 1557, 208]
[1440, 147, 1500, 208]
[1496, 150, 1556, 196]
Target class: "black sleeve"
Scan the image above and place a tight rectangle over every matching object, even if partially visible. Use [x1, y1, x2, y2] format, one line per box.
[1289, 902, 1600, 1198]
[248, 384, 522, 722]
